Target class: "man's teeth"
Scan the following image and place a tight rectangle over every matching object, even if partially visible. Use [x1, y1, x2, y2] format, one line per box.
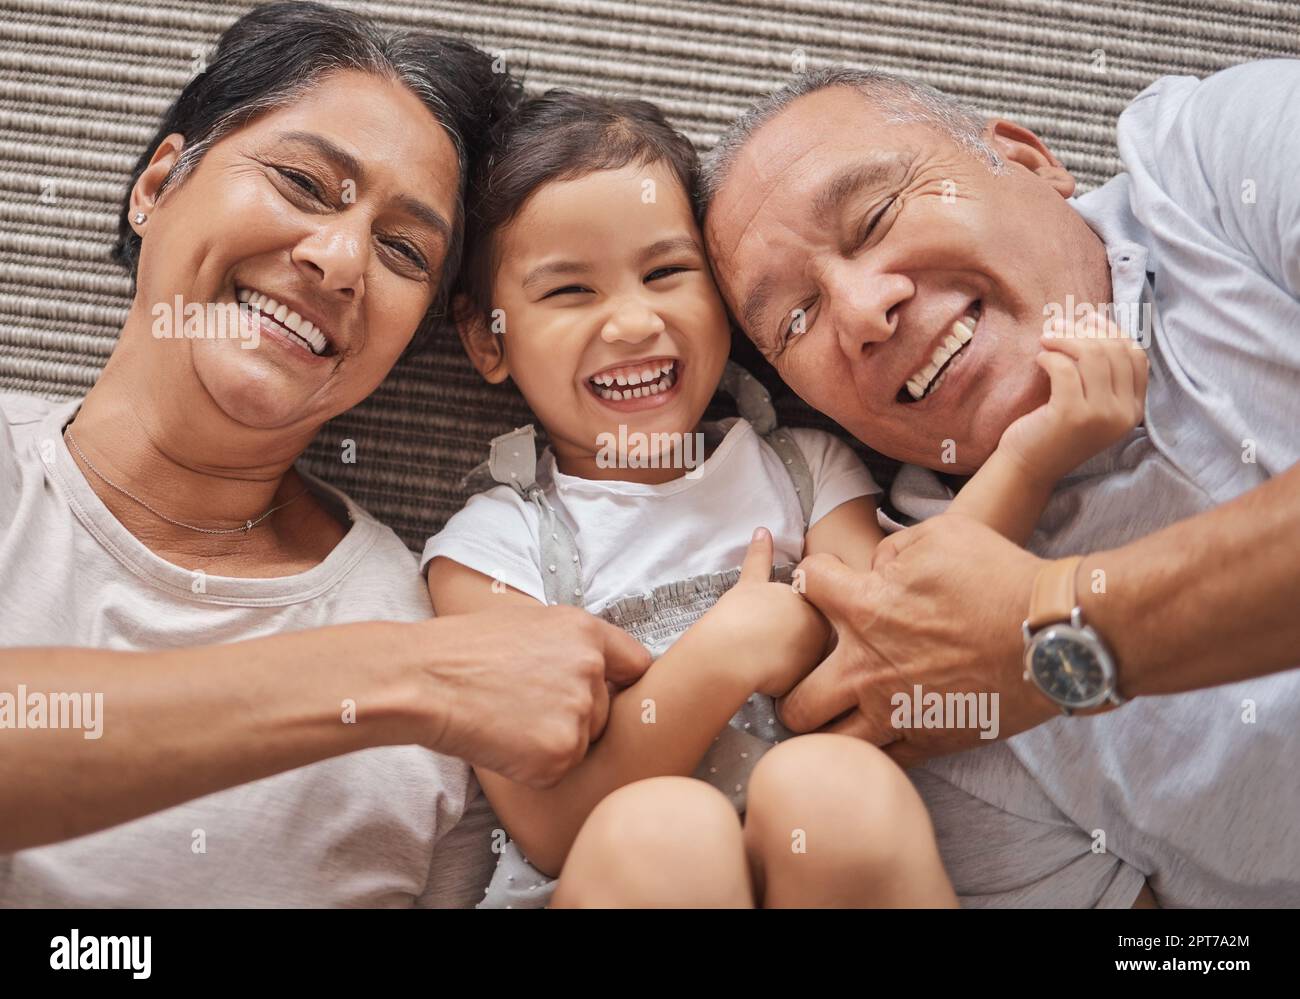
[905, 312, 977, 401]
[236, 287, 329, 355]
[590, 359, 677, 400]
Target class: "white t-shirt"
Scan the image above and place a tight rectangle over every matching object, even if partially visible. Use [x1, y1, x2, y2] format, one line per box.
[0, 393, 495, 907]
[421, 417, 880, 613]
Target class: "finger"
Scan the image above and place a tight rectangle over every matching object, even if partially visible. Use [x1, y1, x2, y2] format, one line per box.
[1036, 349, 1085, 408]
[1129, 344, 1150, 422]
[1105, 337, 1136, 413]
[1040, 331, 1113, 401]
[594, 619, 653, 686]
[793, 550, 864, 623]
[822, 708, 897, 746]
[776, 644, 859, 733]
[738, 526, 776, 584]
[588, 673, 611, 742]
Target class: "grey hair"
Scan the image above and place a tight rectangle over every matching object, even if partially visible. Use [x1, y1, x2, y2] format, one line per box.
[699, 67, 1003, 209]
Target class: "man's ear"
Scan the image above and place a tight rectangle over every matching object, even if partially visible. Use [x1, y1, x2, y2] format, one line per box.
[452, 295, 510, 384]
[129, 133, 186, 232]
[983, 119, 1076, 199]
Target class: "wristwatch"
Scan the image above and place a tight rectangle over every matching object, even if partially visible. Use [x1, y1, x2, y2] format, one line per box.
[1021, 556, 1126, 715]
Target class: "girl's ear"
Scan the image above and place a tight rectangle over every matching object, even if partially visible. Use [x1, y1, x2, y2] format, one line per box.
[453, 295, 509, 384]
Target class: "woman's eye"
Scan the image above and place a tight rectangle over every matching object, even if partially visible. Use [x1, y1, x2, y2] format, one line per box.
[383, 239, 426, 269]
[278, 167, 324, 199]
[646, 266, 688, 282]
[542, 285, 588, 299]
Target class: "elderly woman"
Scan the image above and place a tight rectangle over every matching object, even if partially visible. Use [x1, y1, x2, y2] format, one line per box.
[0, 2, 648, 906]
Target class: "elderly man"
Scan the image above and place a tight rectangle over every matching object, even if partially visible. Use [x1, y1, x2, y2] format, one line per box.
[701, 59, 1300, 907]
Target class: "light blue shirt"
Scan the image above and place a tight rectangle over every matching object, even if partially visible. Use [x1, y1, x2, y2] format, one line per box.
[891, 60, 1300, 906]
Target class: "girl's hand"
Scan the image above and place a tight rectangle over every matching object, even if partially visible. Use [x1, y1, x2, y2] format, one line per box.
[996, 316, 1149, 488]
[709, 527, 832, 697]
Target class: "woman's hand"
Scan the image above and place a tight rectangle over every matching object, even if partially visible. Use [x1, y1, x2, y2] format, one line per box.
[996, 317, 1149, 488]
[708, 527, 832, 697]
[418, 607, 651, 788]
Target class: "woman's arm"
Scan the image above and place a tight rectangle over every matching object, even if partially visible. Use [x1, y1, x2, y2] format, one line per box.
[428, 530, 829, 877]
[0, 612, 650, 853]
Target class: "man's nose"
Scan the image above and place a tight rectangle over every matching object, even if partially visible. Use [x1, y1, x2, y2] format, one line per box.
[291, 219, 369, 302]
[599, 297, 666, 344]
[822, 258, 912, 355]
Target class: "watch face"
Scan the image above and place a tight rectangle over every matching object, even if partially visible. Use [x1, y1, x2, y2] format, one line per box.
[1027, 625, 1112, 708]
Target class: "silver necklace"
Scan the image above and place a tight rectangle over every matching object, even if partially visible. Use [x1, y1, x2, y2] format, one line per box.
[64, 427, 308, 535]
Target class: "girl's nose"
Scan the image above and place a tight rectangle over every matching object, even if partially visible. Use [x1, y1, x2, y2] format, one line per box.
[600, 299, 666, 344]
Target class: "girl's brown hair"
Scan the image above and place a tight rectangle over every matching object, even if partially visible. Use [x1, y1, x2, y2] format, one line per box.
[456, 89, 700, 328]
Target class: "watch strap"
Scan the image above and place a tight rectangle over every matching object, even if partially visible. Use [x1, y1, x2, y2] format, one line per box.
[1027, 555, 1084, 630]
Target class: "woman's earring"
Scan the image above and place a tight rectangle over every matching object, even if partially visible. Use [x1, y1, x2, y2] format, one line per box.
[133, 212, 146, 224]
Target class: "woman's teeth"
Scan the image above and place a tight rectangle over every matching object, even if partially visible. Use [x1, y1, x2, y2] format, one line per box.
[236, 287, 329, 356]
[589, 359, 678, 401]
[905, 307, 978, 401]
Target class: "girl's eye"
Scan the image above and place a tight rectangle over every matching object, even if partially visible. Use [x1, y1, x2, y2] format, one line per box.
[646, 266, 688, 282]
[542, 285, 589, 299]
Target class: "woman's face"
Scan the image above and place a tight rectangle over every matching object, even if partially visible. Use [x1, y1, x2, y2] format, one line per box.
[130, 70, 459, 431]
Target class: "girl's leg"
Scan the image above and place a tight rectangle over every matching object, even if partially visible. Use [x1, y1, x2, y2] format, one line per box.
[743, 734, 958, 908]
[551, 776, 754, 908]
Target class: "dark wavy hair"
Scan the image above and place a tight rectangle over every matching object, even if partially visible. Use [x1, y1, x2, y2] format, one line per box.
[112, 1, 522, 351]
[456, 88, 700, 330]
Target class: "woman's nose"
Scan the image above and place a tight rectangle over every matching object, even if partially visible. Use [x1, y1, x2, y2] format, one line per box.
[292, 222, 368, 301]
[599, 298, 666, 344]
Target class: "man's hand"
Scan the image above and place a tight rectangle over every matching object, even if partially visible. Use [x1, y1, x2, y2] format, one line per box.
[420, 607, 651, 787]
[778, 514, 1058, 766]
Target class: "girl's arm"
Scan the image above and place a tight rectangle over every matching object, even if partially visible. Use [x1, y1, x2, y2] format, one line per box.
[949, 331, 1148, 545]
[801, 332, 1148, 568]
[427, 531, 828, 877]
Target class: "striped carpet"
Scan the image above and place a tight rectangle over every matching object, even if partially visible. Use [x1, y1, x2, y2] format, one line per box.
[2, 0, 1296, 548]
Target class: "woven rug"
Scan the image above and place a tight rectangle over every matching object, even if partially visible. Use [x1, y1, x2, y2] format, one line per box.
[2, 0, 1297, 549]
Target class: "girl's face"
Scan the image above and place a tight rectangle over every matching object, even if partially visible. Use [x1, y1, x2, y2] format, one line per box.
[486, 161, 732, 481]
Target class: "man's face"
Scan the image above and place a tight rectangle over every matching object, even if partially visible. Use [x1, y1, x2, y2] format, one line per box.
[705, 86, 1110, 471]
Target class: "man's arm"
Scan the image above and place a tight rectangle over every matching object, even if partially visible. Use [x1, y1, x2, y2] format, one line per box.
[0, 611, 650, 853]
[780, 461, 1300, 765]
[429, 530, 828, 877]
[1080, 459, 1300, 697]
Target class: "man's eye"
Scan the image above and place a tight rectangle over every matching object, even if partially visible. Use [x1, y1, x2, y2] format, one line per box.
[542, 285, 589, 299]
[782, 303, 815, 344]
[858, 197, 896, 244]
[646, 266, 688, 282]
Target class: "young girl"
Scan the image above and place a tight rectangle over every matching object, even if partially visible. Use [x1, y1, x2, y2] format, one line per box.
[423, 91, 1146, 908]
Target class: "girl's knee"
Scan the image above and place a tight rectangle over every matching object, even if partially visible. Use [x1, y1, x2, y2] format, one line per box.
[554, 777, 751, 907]
[745, 734, 931, 857]
[578, 776, 740, 853]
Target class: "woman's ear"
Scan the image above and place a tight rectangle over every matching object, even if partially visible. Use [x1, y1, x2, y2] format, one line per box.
[983, 119, 1076, 199]
[129, 133, 186, 232]
[453, 295, 510, 384]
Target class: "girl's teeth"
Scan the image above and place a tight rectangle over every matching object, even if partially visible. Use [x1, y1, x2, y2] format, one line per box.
[592, 363, 676, 401]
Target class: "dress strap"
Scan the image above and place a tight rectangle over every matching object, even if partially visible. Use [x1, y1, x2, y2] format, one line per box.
[462, 425, 585, 607]
[717, 361, 814, 529]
